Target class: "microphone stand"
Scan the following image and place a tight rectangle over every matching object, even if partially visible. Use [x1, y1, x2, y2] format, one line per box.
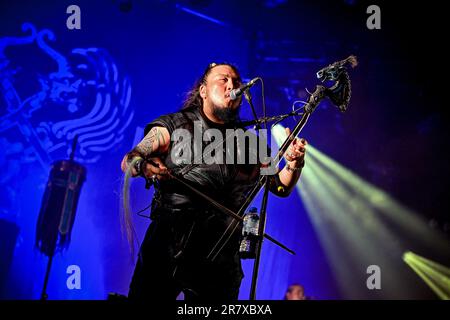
[244, 85, 327, 300]
[243, 89, 274, 300]
[249, 176, 270, 300]
[238, 112, 303, 128]
[243, 90, 261, 130]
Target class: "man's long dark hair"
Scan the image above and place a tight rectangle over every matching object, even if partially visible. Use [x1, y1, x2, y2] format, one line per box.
[182, 62, 242, 110]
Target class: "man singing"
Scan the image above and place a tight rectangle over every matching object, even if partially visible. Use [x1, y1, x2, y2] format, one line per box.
[120, 62, 307, 300]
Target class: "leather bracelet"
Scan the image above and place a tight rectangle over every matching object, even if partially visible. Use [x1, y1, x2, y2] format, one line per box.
[286, 160, 304, 173]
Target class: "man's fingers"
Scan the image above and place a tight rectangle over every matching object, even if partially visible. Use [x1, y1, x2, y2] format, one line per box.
[144, 162, 168, 177]
[296, 138, 307, 147]
[294, 145, 306, 153]
[289, 150, 303, 159]
[145, 163, 162, 175]
[156, 174, 170, 180]
[293, 138, 307, 148]
[152, 158, 167, 167]
[286, 129, 307, 149]
[285, 127, 291, 136]
[149, 158, 168, 173]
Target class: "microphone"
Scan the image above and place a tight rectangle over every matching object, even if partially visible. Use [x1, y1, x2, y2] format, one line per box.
[230, 77, 259, 100]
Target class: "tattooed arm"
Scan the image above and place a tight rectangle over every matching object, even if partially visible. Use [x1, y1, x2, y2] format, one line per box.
[121, 126, 170, 177]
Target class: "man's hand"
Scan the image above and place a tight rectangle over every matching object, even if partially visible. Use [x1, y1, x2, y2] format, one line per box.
[284, 127, 307, 168]
[142, 157, 168, 180]
[272, 127, 308, 197]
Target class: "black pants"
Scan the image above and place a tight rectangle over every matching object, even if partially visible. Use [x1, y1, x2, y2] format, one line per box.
[128, 208, 243, 301]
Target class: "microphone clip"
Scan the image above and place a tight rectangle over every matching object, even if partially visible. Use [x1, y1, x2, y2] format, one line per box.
[230, 77, 259, 100]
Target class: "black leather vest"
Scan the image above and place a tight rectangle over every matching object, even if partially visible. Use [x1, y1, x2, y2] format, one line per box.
[144, 107, 262, 213]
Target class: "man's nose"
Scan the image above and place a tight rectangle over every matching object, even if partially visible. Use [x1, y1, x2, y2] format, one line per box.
[226, 79, 235, 91]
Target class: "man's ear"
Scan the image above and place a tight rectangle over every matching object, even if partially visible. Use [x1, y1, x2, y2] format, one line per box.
[200, 85, 207, 99]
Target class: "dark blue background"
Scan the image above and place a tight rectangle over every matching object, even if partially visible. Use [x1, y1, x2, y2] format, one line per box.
[1, 0, 449, 300]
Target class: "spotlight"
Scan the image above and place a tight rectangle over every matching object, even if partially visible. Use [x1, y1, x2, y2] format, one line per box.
[403, 251, 450, 300]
